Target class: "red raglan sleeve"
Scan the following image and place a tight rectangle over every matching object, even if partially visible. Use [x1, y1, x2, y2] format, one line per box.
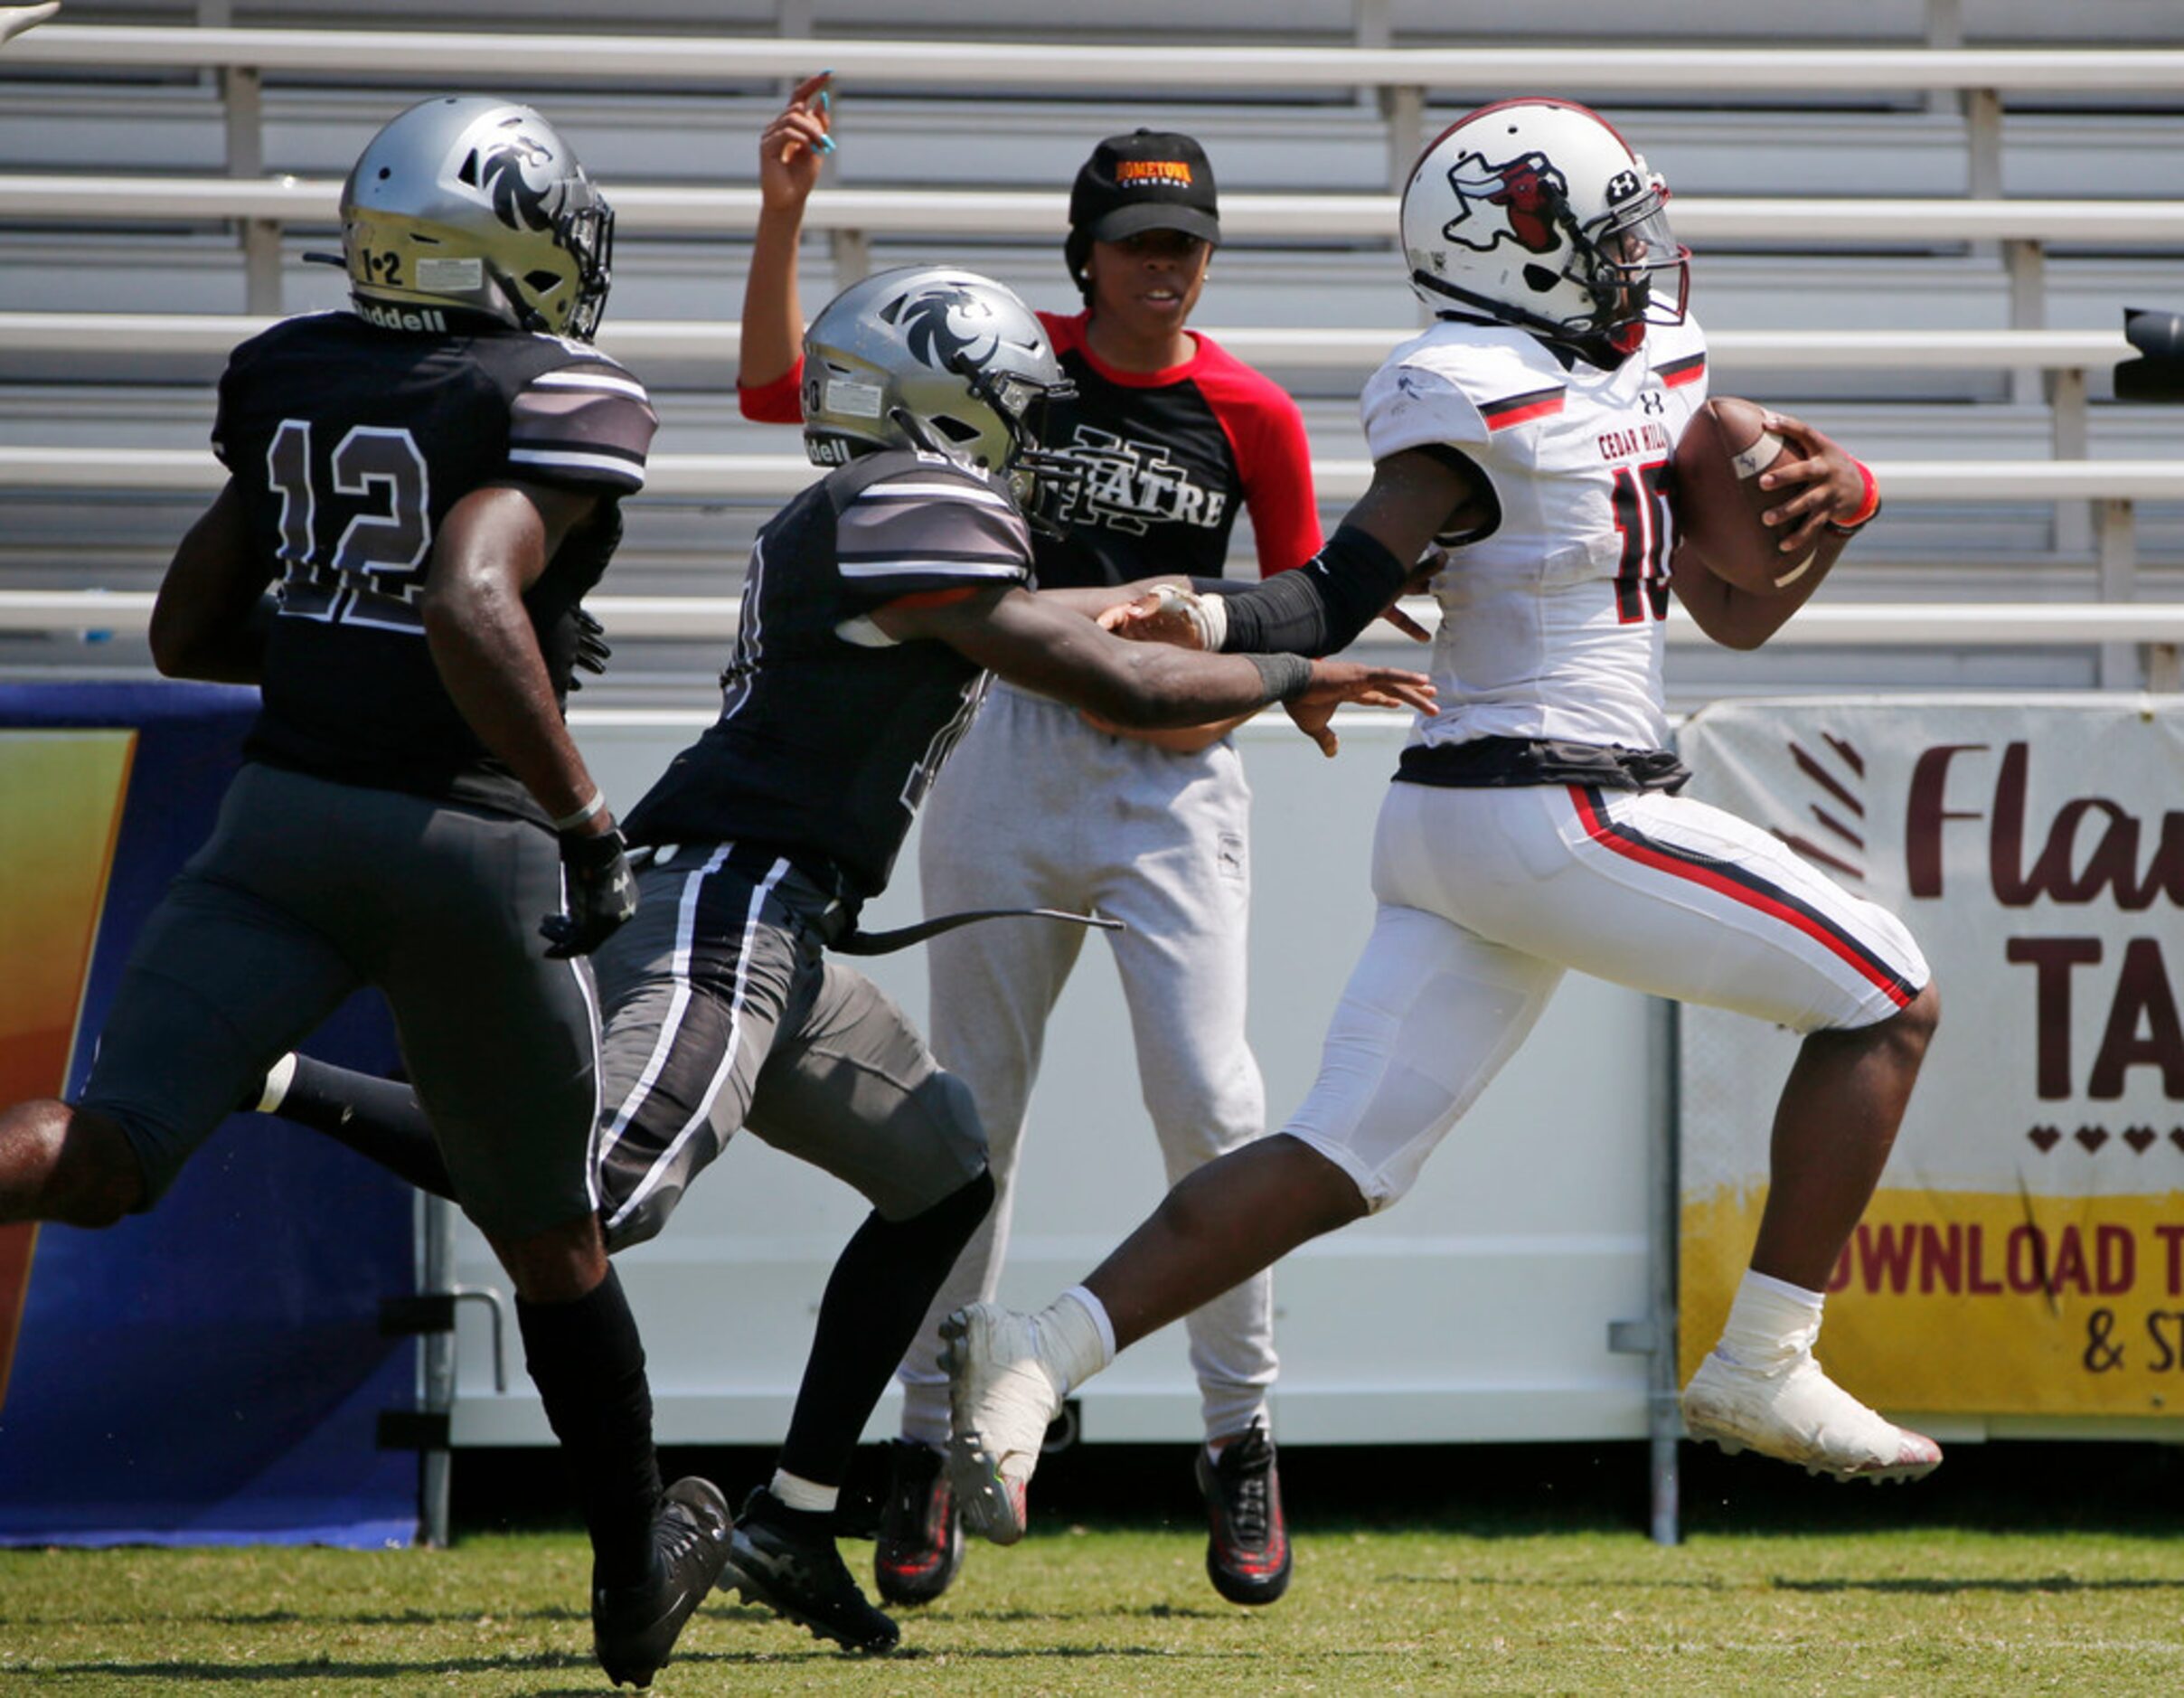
[1194, 340, 1324, 578]
[738, 355, 806, 425]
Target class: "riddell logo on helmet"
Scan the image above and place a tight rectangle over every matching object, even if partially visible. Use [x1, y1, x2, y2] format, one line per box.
[1116, 160, 1193, 190]
[355, 301, 448, 333]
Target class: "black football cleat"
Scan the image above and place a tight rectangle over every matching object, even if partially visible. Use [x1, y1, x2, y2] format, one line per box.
[1195, 1424, 1292, 1607]
[591, 1476, 735, 1688]
[723, 1488, 900, 1654]
[874, 1438, 965, 1607]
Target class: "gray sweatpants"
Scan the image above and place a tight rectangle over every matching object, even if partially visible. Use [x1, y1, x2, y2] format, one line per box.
[909, 682, 1278, 1444]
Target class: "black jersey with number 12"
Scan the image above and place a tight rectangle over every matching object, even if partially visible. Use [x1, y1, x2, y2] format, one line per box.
[211, 309, 658, 823]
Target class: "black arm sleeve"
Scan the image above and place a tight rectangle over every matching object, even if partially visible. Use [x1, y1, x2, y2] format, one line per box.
[1195, 524, 1410, 657]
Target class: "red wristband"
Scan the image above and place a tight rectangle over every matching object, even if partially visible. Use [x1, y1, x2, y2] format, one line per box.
[1829, 459, 1881, 534]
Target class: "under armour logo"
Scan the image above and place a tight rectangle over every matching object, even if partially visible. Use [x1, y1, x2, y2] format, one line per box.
[1605, 169, 1643, 203]
[1640, 391, 1665, 415]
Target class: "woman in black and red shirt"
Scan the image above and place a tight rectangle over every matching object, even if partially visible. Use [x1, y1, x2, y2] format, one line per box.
[737, 77, 1319, 1615]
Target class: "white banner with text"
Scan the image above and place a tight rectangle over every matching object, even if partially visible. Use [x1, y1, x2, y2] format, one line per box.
[1679, 695, 2184, 1418]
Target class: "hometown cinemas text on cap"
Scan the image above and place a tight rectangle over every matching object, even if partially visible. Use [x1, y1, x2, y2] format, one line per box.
[1068, 130, 1221, 246]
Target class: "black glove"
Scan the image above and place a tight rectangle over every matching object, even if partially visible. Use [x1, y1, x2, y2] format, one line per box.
[541, 826, 638, 958]
[568, 607, 611, 693]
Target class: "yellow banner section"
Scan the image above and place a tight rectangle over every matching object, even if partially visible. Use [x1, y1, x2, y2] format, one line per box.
[1682, 1186, 2184, 1416]
[0, 729, 136, 1413]
[0, 731, 137, 1093]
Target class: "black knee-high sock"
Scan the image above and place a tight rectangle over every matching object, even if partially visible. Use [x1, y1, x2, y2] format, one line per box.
[267, 1055, 457, 1199]
[516, 1267, 664, 1590]
[777, 1168, 994, 1486]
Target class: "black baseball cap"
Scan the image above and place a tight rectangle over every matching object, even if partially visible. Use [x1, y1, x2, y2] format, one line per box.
[1068, 129, 1221, 248]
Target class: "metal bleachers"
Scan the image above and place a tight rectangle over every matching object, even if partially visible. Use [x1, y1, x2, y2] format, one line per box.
[3, 5, 2181, 703]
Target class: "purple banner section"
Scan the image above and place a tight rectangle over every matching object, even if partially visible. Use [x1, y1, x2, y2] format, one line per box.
[0, 683, 418, 1547]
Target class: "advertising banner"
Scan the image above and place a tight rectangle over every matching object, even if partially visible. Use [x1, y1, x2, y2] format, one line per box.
[1679, 696, 2184, 1419]
[0, 683, 416, 1545]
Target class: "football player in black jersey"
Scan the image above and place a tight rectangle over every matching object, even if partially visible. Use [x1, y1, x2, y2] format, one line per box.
[243, 265, 1434, 1653]
[0, 98, 731, 1689]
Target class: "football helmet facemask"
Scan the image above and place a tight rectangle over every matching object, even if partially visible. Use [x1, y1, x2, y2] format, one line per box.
[1400, 98, 1688, 354]
[339, 95, 614, 341]
[801, 266, 1082, 532]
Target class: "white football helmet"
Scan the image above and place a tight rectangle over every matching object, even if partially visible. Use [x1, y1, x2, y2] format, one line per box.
[340, 96, 614, 340]
[801, 265, 1081, 526]
[1399, 98, 1688, 351]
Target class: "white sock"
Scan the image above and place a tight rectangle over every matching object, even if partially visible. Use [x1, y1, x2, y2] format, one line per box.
[1036, 1286, 1116, 1393]
[254, 1052, 297, 1115]
[1715, 1268, 1824, 1368]
[769, 1468, 838, 1514]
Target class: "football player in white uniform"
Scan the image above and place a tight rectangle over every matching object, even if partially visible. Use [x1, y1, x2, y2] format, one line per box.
[938, 99, 1941, 1550]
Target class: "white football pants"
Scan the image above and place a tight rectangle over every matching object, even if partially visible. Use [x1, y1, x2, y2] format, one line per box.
[1286, 778, 1929, 1209]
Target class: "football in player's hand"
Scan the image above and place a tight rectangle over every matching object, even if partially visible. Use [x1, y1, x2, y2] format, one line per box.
[1673, 396, 1822, 595]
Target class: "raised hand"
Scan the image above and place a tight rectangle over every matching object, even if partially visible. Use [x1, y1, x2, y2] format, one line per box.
[758, 71, 835, 216]
[0, 5, 60, 50]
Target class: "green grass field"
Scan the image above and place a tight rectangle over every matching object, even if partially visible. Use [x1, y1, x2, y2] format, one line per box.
[4, 1442, 2179, 1697]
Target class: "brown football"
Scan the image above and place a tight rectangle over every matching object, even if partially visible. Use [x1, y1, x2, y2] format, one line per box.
[1672, 396, 1822, 595]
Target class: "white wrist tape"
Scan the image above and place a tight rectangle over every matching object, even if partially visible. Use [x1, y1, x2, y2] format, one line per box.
[1151, 582, 1228, 651]
[553, 789, 606, 834]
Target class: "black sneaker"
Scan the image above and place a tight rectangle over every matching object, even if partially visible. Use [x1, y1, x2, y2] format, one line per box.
[1194, 1424, 1292, 1606]
[591, 1476, 735, 1688]
[874, 1438, 965, 1606]
[722, 1487, 900, 1654]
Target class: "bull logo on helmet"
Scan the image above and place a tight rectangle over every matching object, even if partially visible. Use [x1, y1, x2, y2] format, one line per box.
[889, 285, 1002, 374]
[1440, 148, 1568, 257]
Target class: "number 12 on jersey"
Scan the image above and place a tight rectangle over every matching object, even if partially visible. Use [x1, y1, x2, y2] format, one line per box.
[1610, 458, 1672, 624]
[266, 419, 434, 632]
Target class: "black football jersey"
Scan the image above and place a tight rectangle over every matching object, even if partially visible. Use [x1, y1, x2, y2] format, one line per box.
[622, 448, 1033, 900]
[211, 309, 657, 821]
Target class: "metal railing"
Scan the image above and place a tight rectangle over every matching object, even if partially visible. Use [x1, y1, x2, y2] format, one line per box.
[4, 456, 2178, 688]
[9, 24, 2184, 316]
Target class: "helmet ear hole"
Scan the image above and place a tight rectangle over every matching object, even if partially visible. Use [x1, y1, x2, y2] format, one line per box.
[1522, 264, 1559, 295]
[524, 269, 562, 293]
[926, 414, 984, 448]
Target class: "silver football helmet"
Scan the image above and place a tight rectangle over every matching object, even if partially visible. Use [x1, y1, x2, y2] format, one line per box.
[801, 266, 1080, 527]
[340, 96, 614, 340]
[1400, 98, 1688, 352]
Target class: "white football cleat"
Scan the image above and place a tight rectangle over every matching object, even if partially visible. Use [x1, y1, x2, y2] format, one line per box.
[938, 1302, 1065, 1545]
[1682, 1348, 1944, 1484]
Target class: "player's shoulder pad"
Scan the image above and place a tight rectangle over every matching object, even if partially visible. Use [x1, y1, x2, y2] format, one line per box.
[1645, 313, 1709, 395]
[489, 330, 652, 399]
[497, 334, 658, 496]
[829, 445, 1013, 507]
[827, 447, 1032, 597]
[1367, 320, 1580, 458]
